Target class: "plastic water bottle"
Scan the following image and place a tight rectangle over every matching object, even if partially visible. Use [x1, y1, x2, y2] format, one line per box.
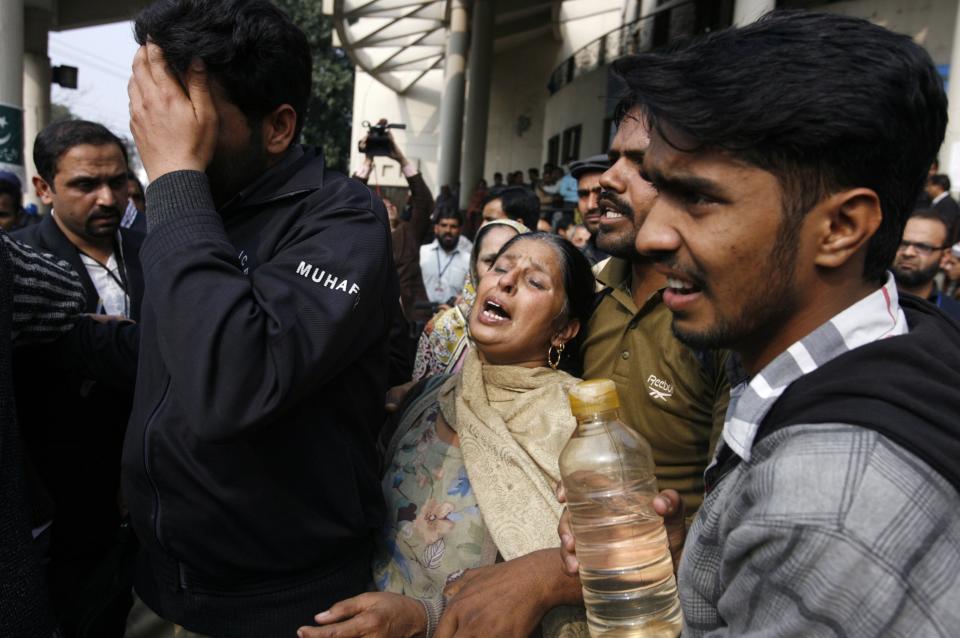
[559, 379, 682, 637]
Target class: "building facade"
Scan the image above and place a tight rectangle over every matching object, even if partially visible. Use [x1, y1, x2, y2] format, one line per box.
[331, 0, 960, 205]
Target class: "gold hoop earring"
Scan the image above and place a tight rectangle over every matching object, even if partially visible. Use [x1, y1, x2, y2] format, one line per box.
[548, 342, 565, 370]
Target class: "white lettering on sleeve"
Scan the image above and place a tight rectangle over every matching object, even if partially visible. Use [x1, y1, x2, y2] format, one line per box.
[293, 261, 361, 298]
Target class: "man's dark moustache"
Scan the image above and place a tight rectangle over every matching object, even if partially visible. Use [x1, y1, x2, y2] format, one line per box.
[653, 255, 708, 289]
[90, 209, 121, 220]
[598, 190, 632, 216]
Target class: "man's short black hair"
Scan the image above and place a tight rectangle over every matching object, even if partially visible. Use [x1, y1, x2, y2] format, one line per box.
[34, 120, 128, 186]
[435, 208, 463, 226]
[486, 186, 540, 229]
[612, 10, 947, 283]
[930, 174, 951, 192]
[135, 0, 312, 141]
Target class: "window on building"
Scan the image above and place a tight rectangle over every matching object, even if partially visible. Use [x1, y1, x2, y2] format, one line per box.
[561, 125, 582, 163]
[602, 118, 615, 154]
[547, 135, 560, 167]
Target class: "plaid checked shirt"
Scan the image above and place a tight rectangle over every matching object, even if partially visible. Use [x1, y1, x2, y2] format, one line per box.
[678, 274, 960, 636]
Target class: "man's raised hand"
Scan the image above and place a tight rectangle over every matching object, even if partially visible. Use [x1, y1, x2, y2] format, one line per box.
[128, 43, 218, 181]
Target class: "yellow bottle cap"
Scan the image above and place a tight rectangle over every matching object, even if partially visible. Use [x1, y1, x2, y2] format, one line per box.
[568, 379, 620, 416]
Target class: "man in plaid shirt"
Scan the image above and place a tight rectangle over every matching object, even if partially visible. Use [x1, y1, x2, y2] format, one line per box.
[561, 10, 960, 637]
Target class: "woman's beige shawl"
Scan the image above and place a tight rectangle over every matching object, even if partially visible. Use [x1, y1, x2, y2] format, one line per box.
[437, 350, 588, 637]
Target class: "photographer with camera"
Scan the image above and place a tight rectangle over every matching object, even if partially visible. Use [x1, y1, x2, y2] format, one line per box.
[354, 119, 434, 324]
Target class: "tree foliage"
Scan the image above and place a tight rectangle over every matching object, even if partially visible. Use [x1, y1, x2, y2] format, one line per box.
[273, 0, 355, 172]
[50, 102, 78, 123]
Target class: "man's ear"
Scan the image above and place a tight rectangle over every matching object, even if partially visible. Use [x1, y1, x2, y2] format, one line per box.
[262, 104, 298, 156]
[32, 175, 55, 206]
[811, 188, 882, 270]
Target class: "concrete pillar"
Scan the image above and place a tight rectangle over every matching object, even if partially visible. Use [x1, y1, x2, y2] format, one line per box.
[733, 0, 776, 26]
[944, 3, 960, 196]
[459, 0, 494, 209]
[23, 8, 52, 212]
[0, 0, 25, 185]
[437, 0, 468, 195]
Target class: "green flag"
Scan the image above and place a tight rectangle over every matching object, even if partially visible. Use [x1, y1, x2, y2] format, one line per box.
[0, 103, 24, 168]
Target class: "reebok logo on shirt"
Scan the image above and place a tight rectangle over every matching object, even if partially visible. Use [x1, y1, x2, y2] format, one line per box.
[647, 374, 674, 402]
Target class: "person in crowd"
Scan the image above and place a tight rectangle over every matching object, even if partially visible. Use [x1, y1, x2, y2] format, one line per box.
[435, 184, 457, 218]
[19, 121, 145, 321]
[301, 232, 594, 638]
[581, 105, 728, 517]
[942, 242, 960, 299]
[420, 209, 472, 309]
[536, 214, 552, 233]
[123, 1, 398, 636]
[490, 171, 505, 196]
[925, 173, 959, 243]
[355, 124, 434, 323]
[564, 11, 960, 635]
[0, 171, 23, 231]
[12, 119, 145, 636]
[536, 165, 562, 210]
[568, 154, 610, 265]
[412, 218, 529, 381]
[481, 185, 540, 229]
[121, 171, 147, 233]
[556, 166, 579, 211]
[555, 216, 574, 240]
[0, 231, 88, 638]
[528, 167, 540, 191]
[463, 178, 488, 239]
[892, 209, 960, 319]
[569, 223, 590, 249]
[917, 158, 940, 209]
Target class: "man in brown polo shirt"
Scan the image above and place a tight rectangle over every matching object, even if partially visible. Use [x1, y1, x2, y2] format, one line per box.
[582, 103, 729, 516]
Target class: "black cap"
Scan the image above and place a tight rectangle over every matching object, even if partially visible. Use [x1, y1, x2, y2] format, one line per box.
[0, 170, 22, 190]
[569, 154, 610, 179]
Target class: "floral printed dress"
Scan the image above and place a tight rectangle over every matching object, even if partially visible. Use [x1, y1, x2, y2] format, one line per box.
[372, 403, 495, 601]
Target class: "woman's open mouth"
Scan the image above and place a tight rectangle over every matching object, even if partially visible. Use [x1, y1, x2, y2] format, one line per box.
[479, 298, 511, 324]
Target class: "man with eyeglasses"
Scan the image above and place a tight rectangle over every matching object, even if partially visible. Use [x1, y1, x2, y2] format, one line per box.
[893, 209, 960, 320]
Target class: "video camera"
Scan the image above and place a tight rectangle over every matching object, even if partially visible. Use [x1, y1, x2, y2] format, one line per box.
[360, 120, 407, 156]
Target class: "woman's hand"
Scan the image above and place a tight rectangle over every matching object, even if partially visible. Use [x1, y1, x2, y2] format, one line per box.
[297, 592, 427, 638]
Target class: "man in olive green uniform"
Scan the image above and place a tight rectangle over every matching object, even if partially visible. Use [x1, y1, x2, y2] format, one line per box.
[581, 105, 728, 516]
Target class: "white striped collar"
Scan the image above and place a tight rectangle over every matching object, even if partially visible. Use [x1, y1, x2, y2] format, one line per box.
[722, 273, 908, 461]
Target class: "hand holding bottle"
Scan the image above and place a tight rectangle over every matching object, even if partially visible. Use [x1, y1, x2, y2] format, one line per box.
[557, 485, 686, 577]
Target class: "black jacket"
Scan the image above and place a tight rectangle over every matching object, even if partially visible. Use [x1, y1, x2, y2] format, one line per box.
[11, 214, 144, 635]
[122, 147, 396, 637]
[13, 213, 145, 319]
